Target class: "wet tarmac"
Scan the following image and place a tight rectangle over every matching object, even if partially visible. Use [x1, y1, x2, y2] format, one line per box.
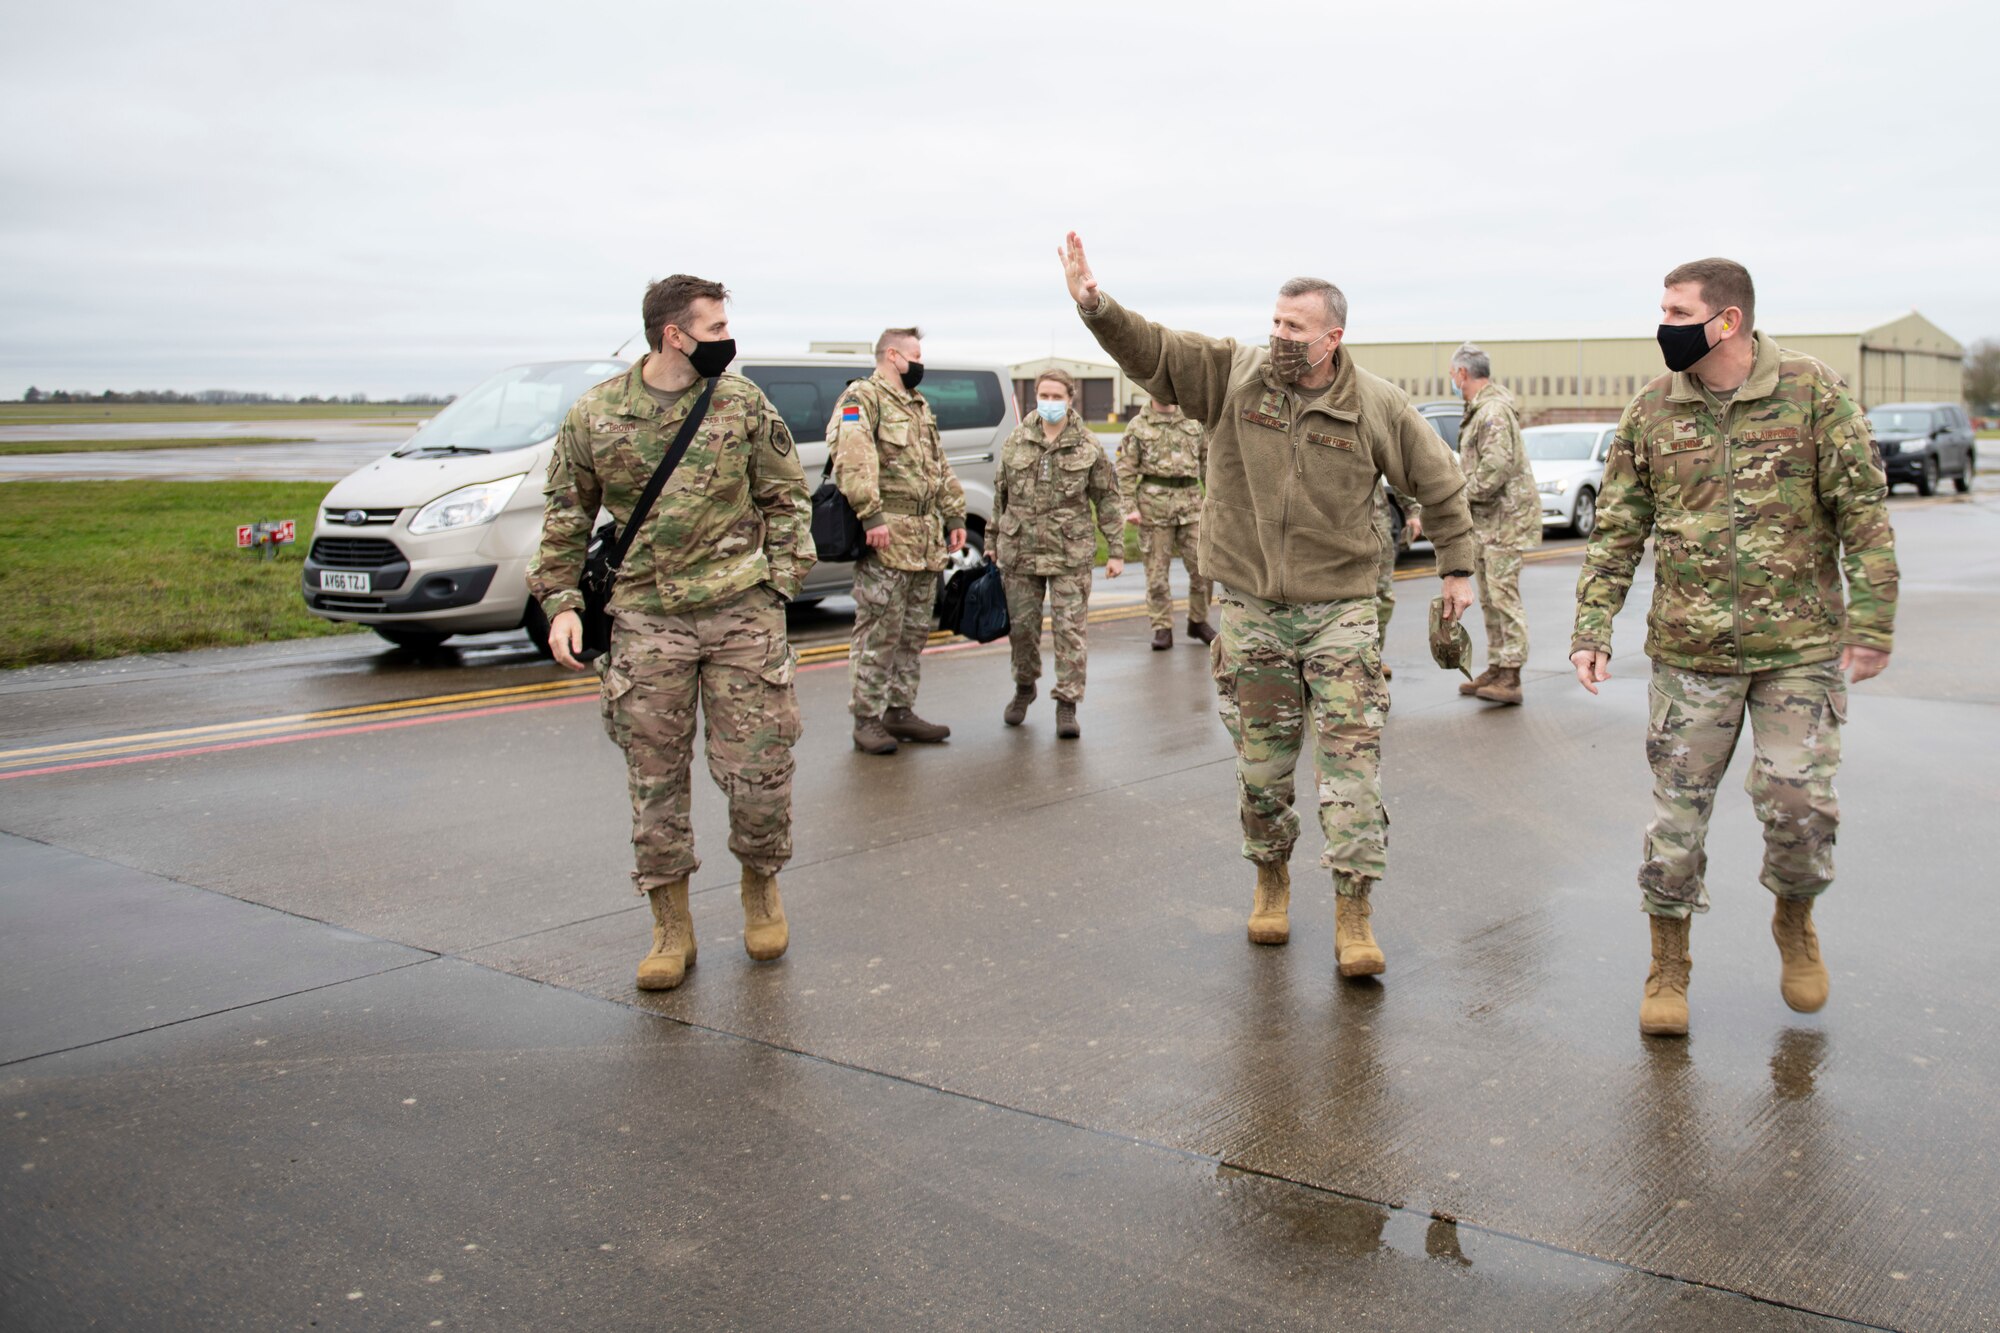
[1, 488, 1994, 1329]
[0, 420, 418, 481]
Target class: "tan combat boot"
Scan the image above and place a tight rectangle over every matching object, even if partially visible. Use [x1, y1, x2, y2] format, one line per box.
[741, 866, 789, 961]
[1247, 861, 1290, 945]
[1640, 914, 1692, 1036]
[1334, 882, 1387, 978]
[637, 879, 697, 991]
[1475, 666, 1523, 705]
[853, 715, 898, 754]
[1772, 897, 1829, 1013]
[1458, 665, 1499, 697]
[1003, 683, 1036, 726]
[883, 706, 950, 743]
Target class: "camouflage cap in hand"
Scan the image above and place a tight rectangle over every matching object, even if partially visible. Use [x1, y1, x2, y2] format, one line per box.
[1429, 596, 1472, 678]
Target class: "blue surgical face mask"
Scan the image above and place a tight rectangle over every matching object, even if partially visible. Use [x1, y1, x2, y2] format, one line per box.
[1036, 401, 1067, 424]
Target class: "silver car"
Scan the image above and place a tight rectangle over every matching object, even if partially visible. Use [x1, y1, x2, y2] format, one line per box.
[1522, 422, 1617, 538]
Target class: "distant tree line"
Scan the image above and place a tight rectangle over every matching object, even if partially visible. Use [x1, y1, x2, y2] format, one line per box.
[1966, 340, 2000, 415]
[17, 387, 454, 405]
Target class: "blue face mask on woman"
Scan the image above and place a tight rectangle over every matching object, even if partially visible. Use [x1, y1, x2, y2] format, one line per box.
[1036, 401, 1067, 424]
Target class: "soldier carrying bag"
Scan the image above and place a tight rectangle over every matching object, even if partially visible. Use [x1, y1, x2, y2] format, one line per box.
[573, 375, 718, 663]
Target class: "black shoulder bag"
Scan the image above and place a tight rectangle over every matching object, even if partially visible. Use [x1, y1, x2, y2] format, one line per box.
[574, 376, 718, 663]
[811, 453, 869, 563]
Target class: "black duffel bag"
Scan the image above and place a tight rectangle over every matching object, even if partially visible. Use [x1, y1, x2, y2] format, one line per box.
[810, 454, 868, 564]
[953, 559, 1010, 644]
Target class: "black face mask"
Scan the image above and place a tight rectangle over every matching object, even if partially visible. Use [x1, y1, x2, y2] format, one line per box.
[1656, 312, 1724, 373]
[676, 336, 735, 378]
[897, 356, 926, 391]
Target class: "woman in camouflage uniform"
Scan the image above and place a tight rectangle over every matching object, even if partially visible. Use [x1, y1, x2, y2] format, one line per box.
[990, 369, 1125, 738]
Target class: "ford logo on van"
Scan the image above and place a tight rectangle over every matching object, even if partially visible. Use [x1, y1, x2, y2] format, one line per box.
[343, 509, 368, 525]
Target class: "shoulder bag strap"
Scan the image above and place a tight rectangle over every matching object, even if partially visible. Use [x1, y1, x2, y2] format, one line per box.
[608, 376, 718, 574]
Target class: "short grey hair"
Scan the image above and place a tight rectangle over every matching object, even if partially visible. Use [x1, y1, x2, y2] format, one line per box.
[1449, 342, 1491, 380]
[1277, 277, 1347, 330]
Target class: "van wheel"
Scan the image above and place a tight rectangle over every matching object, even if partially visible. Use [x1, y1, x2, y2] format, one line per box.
[1955, 448, 1974, 493]
[375, 627, 452, 650]
[521, 600, 555, 658]
[1915, 454, 1939, 496]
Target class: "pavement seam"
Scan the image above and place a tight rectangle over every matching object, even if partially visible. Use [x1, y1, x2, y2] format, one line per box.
[0, 957, 439, 1071]
[445, 950, 1894, 1332]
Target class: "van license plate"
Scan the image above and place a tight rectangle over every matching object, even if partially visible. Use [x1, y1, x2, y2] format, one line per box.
[321, 572, 371, 592]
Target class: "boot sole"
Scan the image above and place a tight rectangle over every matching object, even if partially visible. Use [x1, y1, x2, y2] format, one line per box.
[1338, 956, 1386, 978]
[1473, 694, 1523, 705]
[853, 740, 898, 754]
[884, 732, 949, 743]
[1247, 925, 1290, 946]
[635, 969, 686, 992]
[1780, 988, 1828, 1014]
[1639, 1020, 1689, 1036]
[745, 942, 788, 962]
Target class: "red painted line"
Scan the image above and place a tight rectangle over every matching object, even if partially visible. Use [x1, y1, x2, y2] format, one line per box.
[0, 695, 590, 781]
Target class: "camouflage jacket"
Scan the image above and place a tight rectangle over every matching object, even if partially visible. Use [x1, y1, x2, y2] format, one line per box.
[993, 411, 1124, 575]
[1459, 382, 1541, 551]
[529, 362, 814, 621]
[1116, 404, 1207, 525]
[1080, 291, 1475, 602]
[1572, 332, 1898, 673]
[828, 370, 968, 572]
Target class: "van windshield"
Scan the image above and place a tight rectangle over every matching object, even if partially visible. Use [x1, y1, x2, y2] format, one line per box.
[399, 360, 628, 454]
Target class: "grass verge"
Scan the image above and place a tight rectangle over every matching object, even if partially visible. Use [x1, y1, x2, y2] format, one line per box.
[0, 436, 311, 456]
[0, 404, 437, 425]
[0, 481, 364, 669]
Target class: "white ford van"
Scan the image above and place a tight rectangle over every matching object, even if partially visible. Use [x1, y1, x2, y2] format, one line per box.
[302, 352, 1016, 651]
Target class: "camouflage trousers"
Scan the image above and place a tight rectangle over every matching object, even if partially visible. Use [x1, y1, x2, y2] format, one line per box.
[1138, 520, 1210, 630]
[1640, 659, 1845, 919]
[1373, 505, 1397, 650]
[849, 555, 934, 718]
[1474, 540, 1528, 668]
[1004, 567, 1093, 702]
[1212, 588, 1388, 890]
[600, 592, 801, 892]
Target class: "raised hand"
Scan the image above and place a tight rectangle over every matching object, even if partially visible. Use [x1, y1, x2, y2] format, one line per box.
[1057, 231, 1100, 311]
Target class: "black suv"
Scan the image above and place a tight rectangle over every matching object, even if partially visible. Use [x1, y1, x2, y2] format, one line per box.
[1868, 402, 1976, 495]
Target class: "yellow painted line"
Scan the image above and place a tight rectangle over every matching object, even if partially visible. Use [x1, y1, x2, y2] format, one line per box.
[0, 678, 593, 764]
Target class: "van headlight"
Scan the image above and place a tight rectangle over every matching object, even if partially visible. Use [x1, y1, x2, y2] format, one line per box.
[1536, 478, 1565, 494]
[409, 475, 528, 534]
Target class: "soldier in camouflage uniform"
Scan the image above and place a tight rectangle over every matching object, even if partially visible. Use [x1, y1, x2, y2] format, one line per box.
[1116, 399, 1213, 650]
[829, 326, 968, 755]
[994, 369, 1125, 738]
[1062, 233, 1477, 979]
[532, 274, 814, 993]
[1570, 258, 1898, 1037]
[1449, 343, 1540, 705]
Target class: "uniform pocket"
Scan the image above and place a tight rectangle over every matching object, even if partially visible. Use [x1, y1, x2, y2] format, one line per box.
[1825, 683, 1848, 725]
[1670, 444, 1725, 512]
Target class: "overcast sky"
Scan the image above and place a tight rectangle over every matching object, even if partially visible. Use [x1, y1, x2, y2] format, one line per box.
[3, 0, 1993, 399]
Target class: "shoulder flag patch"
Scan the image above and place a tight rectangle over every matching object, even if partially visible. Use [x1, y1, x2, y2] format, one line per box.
[841, 404, 861, 422]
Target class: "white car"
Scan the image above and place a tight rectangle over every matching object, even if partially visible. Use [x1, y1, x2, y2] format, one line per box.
[1522, 422, 1616, 538]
